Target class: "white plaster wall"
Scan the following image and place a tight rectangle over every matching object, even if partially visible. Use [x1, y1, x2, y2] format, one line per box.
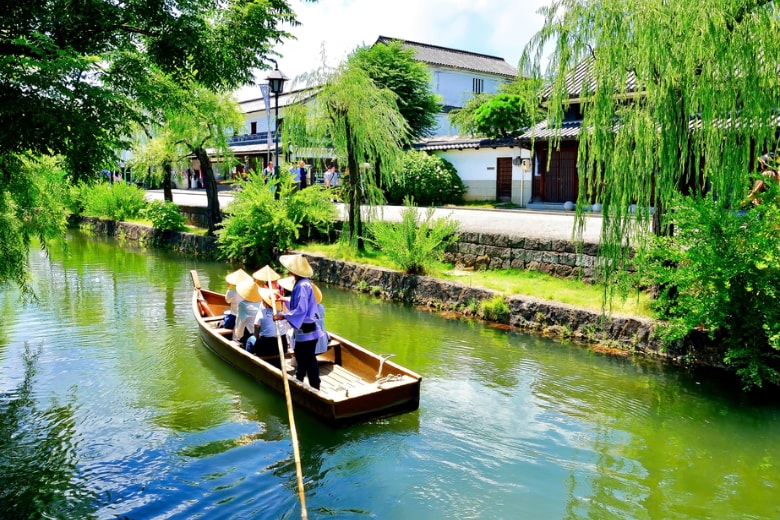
[430, 147, 533, 206]
[431, 67, 505, 107]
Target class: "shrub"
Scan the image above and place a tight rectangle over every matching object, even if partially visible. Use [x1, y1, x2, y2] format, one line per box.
[480, 295, 509, 322]
[368, 196, 459, 275]
[631, 191, 780, 389]
[76, 182, 147, 221]
[216, 172, 337, 266]
[385, 150, 465, 206]
[144, 201, 186, 232]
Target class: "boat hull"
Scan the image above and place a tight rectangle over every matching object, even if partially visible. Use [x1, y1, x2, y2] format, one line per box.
[191, 271, 421, 427]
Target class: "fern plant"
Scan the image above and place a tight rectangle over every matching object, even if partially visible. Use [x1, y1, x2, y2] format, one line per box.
[368, 197, 459, 275]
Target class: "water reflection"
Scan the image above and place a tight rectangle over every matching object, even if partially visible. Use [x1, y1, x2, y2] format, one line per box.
[0, 344, 95, 518]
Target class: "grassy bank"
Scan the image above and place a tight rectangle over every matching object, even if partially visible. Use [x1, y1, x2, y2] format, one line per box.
[297, 242, 653, 317]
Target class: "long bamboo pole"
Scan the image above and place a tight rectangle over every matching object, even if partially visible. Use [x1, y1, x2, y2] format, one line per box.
[269, 274, 308, 519]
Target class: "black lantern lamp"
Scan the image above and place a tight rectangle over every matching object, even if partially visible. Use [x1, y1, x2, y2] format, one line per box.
[266, 67, 288, 177]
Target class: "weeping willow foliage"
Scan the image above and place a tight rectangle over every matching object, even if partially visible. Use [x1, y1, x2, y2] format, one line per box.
[522, 0, 780, 284]
[283, 61, 411, 250]
[0, 154, 69, 299]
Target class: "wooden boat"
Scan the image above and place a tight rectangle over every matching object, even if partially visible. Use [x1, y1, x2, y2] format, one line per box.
[190, 270, 422, 427]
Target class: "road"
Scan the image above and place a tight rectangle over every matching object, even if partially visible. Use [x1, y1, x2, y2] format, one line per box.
[145, 188, 603, 243]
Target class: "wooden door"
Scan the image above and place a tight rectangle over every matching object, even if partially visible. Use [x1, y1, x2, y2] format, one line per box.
[496, 157, 512, 201]
[543, 145, 578, 202]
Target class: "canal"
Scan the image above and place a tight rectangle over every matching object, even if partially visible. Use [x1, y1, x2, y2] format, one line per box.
[1, 230, 779, 519]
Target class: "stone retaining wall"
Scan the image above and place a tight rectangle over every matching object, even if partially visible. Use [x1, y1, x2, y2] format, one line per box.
[78, 217, 218, 258]
[444, 231, 601, 281]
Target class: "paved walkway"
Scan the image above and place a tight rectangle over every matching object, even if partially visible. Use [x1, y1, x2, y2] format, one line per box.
[146, 188, 603, 243]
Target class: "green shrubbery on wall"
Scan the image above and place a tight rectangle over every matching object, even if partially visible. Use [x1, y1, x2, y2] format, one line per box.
[385, 150, 465, 206]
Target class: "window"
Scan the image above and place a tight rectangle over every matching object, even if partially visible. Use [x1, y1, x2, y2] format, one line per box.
[250, 121, 257, 134]
[472, 78, 484, 94]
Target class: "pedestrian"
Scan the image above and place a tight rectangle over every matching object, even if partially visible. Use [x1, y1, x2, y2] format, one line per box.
[323, 164, 340, 188]
[263, 161, 274, 183]
[273, 254, 325, 390]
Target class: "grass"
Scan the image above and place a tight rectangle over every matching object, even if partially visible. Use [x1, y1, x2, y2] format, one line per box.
[297, 241, 654, 317]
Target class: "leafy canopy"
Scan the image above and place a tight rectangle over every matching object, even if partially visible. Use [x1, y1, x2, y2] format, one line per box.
[350, 39, 441, 139]
[0, 0, 299, 288]
[448, 77, 542, 137]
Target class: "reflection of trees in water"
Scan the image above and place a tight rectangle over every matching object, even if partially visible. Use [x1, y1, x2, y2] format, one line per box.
[0, 344, 95, 518]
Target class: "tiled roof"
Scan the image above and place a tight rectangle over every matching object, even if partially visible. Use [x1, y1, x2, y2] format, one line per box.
[518, 120, 583, 142]
[541, 56, 640, 101]
[375, 36, 518, 78]
[412, 135, 522, 151]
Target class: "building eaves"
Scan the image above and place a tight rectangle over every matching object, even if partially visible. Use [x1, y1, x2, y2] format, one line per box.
[540, 56, 640, 103]
[375, 36, 517, 78]
[518, 120, 583, 143]
[412, 135, 522, 151]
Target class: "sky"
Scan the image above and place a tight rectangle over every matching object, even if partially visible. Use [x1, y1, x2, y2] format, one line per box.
[235, 0, 553, 101]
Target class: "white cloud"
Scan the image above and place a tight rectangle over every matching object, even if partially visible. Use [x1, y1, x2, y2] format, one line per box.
[236, 0, 551, 101]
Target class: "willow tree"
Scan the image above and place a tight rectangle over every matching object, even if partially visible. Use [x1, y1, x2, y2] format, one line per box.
[132, 86, 244, 235]
[522, 0, 780, 278]
[284, 62, 410, 250]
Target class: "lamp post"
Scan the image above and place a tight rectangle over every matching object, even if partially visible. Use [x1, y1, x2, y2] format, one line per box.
[266, 67, 288, 178]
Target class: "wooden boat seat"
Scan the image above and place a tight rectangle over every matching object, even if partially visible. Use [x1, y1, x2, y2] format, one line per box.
[213, 328, 234, 337]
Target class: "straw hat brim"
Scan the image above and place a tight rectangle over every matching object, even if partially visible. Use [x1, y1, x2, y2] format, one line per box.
[277, 276, 322, 303]
[279, 254, 314, 278]
[226, 269, 252, 286]
[258, 287, 280, 309]
[236, 280, 262, 302]
[252, 265, 281, 284]
[278, 276, 295, 293]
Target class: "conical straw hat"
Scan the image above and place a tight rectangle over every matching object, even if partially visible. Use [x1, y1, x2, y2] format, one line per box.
[226, 269, 252, 286]
[257, 287, 280, 308]
[252, 265, 281, 284]
[236, 279, 262, 302]
[278, 276, 295, 292]
[277, 276, 322, 303]
[279, 254, 313, 278]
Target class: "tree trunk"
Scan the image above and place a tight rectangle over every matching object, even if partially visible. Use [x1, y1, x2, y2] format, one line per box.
[162, 161, 173, 203]
[194, 147, 221, 235]
[344, 119, 365, 250]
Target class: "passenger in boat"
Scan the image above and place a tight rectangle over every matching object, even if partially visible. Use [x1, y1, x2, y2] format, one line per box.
[224, 269, 252, 329]
[274, 254, 325, 390]
[234, 279, 263, 345]
[249, 288, 289, 357]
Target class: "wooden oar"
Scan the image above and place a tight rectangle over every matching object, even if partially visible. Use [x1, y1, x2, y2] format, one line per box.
[268, 273, 308, 519]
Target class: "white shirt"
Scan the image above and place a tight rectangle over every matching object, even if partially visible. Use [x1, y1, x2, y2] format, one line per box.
[234, 299, 261, 341]
[253, 305, 288, 337]
[225, 288, 242, 315]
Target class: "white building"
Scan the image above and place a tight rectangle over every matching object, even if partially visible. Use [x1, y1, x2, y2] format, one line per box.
[231, 36, 533, 205]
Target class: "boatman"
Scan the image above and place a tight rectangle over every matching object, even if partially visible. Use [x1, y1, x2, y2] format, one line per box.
[273, 254, 324, 390]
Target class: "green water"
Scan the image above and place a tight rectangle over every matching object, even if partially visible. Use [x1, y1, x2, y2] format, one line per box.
[0, 230, 778, 519]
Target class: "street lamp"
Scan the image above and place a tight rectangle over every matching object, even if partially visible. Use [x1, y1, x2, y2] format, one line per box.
[266, 67, 288, 178]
